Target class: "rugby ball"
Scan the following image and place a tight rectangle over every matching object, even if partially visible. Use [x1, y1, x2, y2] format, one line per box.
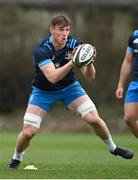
[72, 44, 95, 68]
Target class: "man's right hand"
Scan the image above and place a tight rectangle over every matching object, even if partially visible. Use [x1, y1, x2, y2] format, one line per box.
[115, 87, 124, 99]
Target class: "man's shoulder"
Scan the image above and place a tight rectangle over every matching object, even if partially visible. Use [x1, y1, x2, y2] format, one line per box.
[67, 35, 82, 42]
[134, 30, 138, 36]
[67, 36, 82, 48]
[36, 36, 52, 48]
[129, 30, 138, 39]
[33, 36, 52, 54]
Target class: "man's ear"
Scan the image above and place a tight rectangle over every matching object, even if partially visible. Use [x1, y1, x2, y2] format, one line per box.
[50, 26, 54, 34]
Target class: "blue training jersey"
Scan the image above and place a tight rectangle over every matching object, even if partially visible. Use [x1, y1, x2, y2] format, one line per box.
[127, 30, 138, 80]
[32, 35, 82, 91]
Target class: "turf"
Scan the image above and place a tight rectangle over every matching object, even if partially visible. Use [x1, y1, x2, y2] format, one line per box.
[0, 131, 138, 179]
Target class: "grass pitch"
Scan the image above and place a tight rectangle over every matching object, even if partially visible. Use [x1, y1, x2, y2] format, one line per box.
[0, 131, 138, 179]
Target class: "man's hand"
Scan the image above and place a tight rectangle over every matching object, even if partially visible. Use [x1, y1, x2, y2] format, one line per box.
[115, 87, 124, 99]
[91, 46, 97, 63]
[80, 63, 96, 81]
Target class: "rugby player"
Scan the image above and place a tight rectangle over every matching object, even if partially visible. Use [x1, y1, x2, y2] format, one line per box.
[8, 14, 134, 169]
[116, 30, 138, 138]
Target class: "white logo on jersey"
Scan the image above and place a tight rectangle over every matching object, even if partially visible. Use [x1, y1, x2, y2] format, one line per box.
[55, 63, 60, 68]
[133, 38, 138, 44]
[52, 55, 55, 61]
[134, 49, 138, 53]
[65, 51, 72, 60]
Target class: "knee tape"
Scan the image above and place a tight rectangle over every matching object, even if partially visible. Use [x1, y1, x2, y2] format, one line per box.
[77, 100, 96, 118]
[23, 113, 42, 129]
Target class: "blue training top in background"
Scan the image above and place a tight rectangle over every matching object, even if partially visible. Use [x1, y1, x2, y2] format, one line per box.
[127, 30, 138, 80]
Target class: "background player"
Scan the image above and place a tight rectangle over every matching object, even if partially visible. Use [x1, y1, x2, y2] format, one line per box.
[116, 30, 138, 138]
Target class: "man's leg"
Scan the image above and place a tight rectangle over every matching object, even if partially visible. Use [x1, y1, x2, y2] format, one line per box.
[124, 102, 138, 138]
[8, 105, 47, 169]
[68, 95, 134, 159]
[82, 109, 134, 157]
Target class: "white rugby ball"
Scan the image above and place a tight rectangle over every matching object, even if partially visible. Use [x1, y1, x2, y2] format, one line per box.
[72, 44, 95, 68]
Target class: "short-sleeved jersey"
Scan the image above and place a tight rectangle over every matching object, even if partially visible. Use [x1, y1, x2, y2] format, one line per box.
[32, 35, 82, 91]
[127, 30, 138, 80]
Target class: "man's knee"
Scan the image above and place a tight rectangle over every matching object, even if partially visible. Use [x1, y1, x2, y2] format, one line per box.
[22, 129, 35, 141]
[124, 114, 136, 126]
[84, 111, 101, 125]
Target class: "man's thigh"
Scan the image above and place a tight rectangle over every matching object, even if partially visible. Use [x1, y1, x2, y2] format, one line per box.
[23, 104, 47, 129]
[26, 104, 47, 119]
[125, 81, 138, 103]
[67, 95, 90, 112]
[124, 103, 138, 119]
[67, 95, 97, 118]
[28, 87, 59, 111]
[61, 82, 87, 107]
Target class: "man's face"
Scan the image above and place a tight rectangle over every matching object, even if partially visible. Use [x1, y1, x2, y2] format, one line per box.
[50, 25, 70, 46]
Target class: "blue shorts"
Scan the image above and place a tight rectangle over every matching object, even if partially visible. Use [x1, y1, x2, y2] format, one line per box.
[28, 81, 86, 111]
[125, 81, 138, 103]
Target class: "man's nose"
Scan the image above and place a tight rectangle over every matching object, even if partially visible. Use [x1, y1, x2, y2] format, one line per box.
[63, 30, 68, 35]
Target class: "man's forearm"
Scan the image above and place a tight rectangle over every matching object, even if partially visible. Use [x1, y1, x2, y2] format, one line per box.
[81, 64, 96, 81]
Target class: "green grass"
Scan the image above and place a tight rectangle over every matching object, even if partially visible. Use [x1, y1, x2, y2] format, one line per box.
[0, 131, 138, 179]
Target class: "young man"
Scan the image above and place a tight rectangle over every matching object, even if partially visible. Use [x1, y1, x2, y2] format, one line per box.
[8, 14, 134, 169]
[116, 30, 138, 137]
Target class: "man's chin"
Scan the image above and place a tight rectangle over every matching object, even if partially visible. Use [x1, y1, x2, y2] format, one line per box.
[60, 41, 66, 46]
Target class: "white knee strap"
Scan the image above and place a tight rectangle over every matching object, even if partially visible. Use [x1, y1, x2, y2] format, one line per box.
[77, 100, 96, 118]
[23, 113, 42, 129]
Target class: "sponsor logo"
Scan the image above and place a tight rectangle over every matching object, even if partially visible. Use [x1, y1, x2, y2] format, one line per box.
[133, 38, 138, 44]
[65, 51, 72, 60]
[55, 63, 60, 68]
[51, 55, 55, 61]
[134, 49, 138, 53]
[80, 46, 92, 61]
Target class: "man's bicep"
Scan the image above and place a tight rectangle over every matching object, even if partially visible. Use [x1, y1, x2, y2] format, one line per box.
[38, 59, 53, 68]
[33, 46, 52, 67]
[40, 62, 55, 79]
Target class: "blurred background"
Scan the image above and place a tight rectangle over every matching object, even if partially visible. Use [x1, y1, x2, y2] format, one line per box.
[0, 0, 138, 133]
